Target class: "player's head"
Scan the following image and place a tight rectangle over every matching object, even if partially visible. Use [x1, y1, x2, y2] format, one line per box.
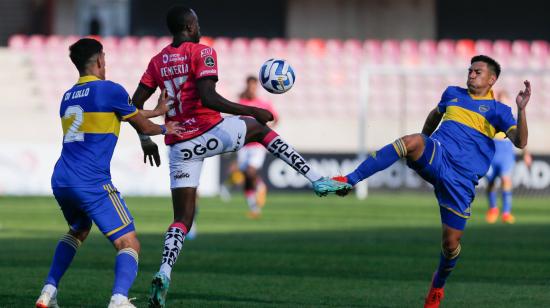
[166, 6, 201, 43]
[69, 38, 105, 79]
[241, 75, 258, 99]
[467, 55, 501, 93]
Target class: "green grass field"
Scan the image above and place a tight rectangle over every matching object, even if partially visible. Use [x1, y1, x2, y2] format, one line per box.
[0, 192, 549, 307]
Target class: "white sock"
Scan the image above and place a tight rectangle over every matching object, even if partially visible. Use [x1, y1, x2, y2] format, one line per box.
[245, 190, 259, 213]
[159, 223, 186, 279]
[41, 284, 57, 297]
[110, 293, 128, 304]
[264, 134, 322, 182]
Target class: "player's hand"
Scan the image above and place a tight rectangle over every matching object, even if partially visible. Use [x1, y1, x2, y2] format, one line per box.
[250, 107, 274, 125]
[141, 138, 161, 167]
[165, 121, 185, 136]
[516, 80, 531, 110]
[154, 89, 175, 117]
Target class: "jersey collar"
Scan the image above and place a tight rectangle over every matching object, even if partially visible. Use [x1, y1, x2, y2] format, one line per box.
[76, 75, 101, 85]
[468, 89, 494, 100]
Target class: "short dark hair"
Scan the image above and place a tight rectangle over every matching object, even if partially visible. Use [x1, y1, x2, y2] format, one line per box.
[471, 55, 501, 78]
[246, 75, 258, 83]
[69, 38, 103, 72]
[166, 6, 193, 35]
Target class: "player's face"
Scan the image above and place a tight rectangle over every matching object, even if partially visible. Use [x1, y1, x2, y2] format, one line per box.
[98, 52, 106, 80]
[467, 62, 496, 92]
[189, 10, 201, 43]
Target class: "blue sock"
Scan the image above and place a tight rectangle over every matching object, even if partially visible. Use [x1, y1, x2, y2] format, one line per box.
[346, 139, 406, 186]
[432, 245, 461, 288]
[45, 234, 81, 287]
[502, 190, 512, 213]
[488, 191, 497, 209]
[112, 248, 139, 296]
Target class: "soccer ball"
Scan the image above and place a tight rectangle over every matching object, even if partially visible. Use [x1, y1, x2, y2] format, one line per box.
[259, 59, 296, 94]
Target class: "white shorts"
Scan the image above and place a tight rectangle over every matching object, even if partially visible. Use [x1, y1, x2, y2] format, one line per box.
[169, 116, 246, 188]
[237, 146, 267, 171]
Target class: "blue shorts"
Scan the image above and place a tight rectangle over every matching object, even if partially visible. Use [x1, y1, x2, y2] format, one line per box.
[407, 136, 473, 230]
[486, 153, 515, 183]
[52, 183, 135, 241]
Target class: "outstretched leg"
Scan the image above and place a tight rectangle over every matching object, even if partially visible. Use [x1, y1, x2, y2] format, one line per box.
[242, 117, 351, 196]
[337, 134, 426, 185]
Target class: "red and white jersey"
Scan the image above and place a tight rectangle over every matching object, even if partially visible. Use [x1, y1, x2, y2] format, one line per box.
[140, 42, 222, 144]
[239, 97, 278, 148]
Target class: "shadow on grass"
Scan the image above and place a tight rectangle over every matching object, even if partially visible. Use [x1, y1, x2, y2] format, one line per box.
[1, 224, 549, 307]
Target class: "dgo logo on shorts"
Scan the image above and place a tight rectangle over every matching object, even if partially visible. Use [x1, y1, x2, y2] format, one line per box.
[180, 138, 219, 160]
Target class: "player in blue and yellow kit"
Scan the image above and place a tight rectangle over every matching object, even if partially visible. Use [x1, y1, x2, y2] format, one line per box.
[333, 55, 531, 308]
[485, 91, 532, 224]
[35, 38, 181, 308]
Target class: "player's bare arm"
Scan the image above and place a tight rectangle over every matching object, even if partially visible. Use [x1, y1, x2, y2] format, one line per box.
[197, 78, 274, 124]
[131, 83, 162, 166]
[126, 113, 181, 136]
[138, 89, 174, 119]
[506, 80, 531, 149]
[421, 108, 443, 136]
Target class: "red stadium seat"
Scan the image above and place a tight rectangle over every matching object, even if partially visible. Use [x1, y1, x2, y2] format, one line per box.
[531, 40, 549, 67]
[419, 40, 437, 65]
[492, 40, 512, 64]
[363, 39, 382, 64]
[212, 37, 231, 53]
[138, 36, 157, 53]
[437, 39, 456, 65]
[382, 40, 400, 65]
[231, 38, 249, 54]
[455, 39, 475, 59]
[8, 35, 27, 50]
[401, 39, 419, 66]
[119, 37, 138, 51]
[475, 40, 493, 56]
[199, 36, 214, 47]
[27, 35, 46, 51]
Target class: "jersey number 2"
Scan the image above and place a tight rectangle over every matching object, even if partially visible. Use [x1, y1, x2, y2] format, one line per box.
[63, 105, 85, 143]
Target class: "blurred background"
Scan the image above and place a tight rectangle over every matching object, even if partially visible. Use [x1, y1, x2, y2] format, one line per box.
[1, 0, 549, 196]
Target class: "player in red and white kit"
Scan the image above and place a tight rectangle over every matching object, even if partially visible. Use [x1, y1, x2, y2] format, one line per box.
[237, 76, 278, 218]
[130, 6, 351, 307]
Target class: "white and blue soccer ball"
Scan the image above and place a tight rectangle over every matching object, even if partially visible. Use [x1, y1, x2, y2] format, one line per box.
[259, 59, 296, 94]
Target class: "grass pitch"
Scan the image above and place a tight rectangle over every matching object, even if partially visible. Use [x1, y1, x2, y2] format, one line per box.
[0, 192, 548, 307]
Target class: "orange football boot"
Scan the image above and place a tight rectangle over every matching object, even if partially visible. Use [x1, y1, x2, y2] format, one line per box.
[502, 212, 516, 224]
[485, 207, 499, 224]
[424, 285, 445, 308]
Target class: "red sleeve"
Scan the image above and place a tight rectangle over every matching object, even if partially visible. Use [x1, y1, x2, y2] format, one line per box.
[140, 59, 158, 88]
[192, 45, 218, 80]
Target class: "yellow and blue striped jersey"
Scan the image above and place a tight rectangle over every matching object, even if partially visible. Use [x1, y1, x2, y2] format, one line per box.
[51, 76, 138, 187]
[432, 86, 516, 179]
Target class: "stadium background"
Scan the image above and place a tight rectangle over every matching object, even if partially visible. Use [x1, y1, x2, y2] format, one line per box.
[1, 1, 550, 307]
[1, 0, 549, 196]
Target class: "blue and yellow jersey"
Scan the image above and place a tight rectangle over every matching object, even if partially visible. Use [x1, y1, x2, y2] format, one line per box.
[51, 76, 138, 187]
[432, 86, 516, 179]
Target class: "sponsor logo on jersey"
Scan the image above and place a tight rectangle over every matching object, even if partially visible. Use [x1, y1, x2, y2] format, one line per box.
[450, 98, 458, 102]
[162, 54, 169, 63]
[479, 105, 490, 113]
[200, 48, 213, 58]
[204, 56, 215, 67]
[199, 69, 217, 77]
[163, 54, 187, 64]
